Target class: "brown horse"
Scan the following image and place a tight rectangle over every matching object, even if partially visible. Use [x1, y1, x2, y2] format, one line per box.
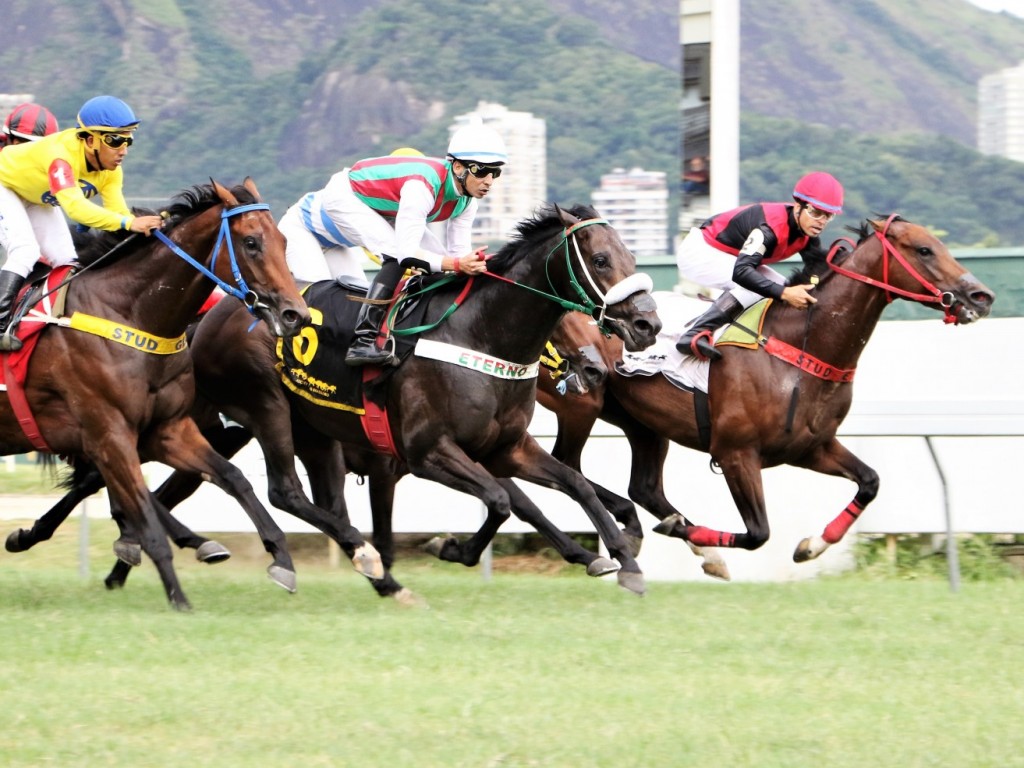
[531, 216, 994, 562]
[7, 322, 603, 604]
[0, 179, 312, 610]
[172, 203, 661, 594]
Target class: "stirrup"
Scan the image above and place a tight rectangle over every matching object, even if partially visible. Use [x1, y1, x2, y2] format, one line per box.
[677, 330, 719, 362]
[0, 329, 22, 352]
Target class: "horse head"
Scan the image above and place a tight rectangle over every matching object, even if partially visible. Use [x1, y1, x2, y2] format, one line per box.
[830, 215, 994, 325]
[208, 177, 310, 337]
[546, 311, 611, 395]
[551, 204, 661, 351]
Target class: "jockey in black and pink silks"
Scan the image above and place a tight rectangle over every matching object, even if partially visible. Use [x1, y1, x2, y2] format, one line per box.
[675, 171, 844, 361]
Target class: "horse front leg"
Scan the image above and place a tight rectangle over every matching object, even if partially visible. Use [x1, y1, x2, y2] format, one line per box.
[497, 478, 620, 578]
[142, 417, 297, 594]
[549, 403, 644, 558]
[494, 436, 646, 596]
[681, 447, 771, 552]
[85, 431, 190, 610]
[416, 438, 514, 568]
[791, 438, 879, 563]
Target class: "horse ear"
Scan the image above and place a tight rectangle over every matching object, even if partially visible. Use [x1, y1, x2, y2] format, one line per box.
[242, 176, 263, 202]
[555, 204, 580, 228]
[868, 219, 884, 233]
[211, 178, 239, 208]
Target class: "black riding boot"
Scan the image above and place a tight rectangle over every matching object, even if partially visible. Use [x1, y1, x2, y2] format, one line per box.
[0, 270, 26, 352]
[344, 259, 404, 367]
[675, 292, 744, 361]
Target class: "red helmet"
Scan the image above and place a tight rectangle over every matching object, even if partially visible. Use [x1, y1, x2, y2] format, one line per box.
[4, 102, 59, 142]
[793, 171, 843, 214]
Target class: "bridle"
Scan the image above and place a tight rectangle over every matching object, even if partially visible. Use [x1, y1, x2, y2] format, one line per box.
[153, 202, 273, 317]
[482, 217, 653, 331]
[825, 213, 961, 324]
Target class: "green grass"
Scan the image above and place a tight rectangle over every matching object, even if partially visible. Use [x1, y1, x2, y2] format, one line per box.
[1, 518, 1023, 767]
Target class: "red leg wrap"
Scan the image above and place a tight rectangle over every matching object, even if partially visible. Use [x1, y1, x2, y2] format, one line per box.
[822, 500, 865, 544]
[686, 526, 736, 548]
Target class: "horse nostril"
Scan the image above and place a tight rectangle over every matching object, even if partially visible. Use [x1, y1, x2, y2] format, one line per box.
[971, 290, 994, 307]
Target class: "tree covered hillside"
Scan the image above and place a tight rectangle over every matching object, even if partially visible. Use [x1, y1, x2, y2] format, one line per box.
[0, 0, 678, 222]
[739, 0, 1024, 247]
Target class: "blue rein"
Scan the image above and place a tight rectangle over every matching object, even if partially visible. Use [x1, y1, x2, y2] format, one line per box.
[152, 202, 270, 315]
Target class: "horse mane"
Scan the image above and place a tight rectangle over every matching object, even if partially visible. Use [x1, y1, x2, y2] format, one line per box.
[785, 214, 904, 287]
[73, 182, 259, 268]
[486, 203, 600, 275]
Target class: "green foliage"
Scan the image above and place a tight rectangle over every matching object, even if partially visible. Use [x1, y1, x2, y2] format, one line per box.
[853, 534, 1022, 582]
[740, 114, 1024, 248]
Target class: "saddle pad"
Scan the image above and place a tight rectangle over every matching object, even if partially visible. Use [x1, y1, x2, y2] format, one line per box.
[0, 267, 75, 391]
[276, 280, 368, 413]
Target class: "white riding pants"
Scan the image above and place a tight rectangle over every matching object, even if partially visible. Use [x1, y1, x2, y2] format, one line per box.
[0, 184, 77, 277]
[676, 226, 785, 309]
[278, 205, 367, 282]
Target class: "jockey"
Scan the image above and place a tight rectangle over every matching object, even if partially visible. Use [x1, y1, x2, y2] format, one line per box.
[674, 171, 844, 361]
[0, 102, 60, 149]
[0, 95, 164, 351]
[277, 121, 508, 368]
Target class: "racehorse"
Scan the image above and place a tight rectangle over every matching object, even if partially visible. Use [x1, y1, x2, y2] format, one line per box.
[529, 216, 994, 562]
[0, 179, 313, 610]
[9, 327, 610, 604]
[167, 203, 661, 594]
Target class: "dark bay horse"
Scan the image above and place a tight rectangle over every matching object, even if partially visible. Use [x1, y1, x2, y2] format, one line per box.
[9, 331, 608, 605]
[171, 204, 661, 594]
[0, 179, 311, 610]
[532, 216, 994, 562]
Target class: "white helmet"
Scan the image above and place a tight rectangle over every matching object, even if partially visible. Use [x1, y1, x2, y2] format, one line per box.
[447, 123, 508, 165]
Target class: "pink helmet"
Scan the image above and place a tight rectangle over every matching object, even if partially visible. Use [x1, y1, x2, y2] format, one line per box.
[793, 172, 844, 214]
[3, 102, 59, 142]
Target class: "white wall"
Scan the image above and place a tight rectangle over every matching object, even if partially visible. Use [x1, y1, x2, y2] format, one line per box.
[142, 317, 1024, 583]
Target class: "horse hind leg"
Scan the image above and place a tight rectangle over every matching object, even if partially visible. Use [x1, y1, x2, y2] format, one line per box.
[793, 440, 879, 563]
[5, 461, 105, 553]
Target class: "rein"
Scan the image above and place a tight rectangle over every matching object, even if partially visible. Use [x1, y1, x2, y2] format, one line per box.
[825, 213, 960, 324]
[153, 202, 272, 316]
[485, 217, 653, 330]
[391, 217, 653, 337]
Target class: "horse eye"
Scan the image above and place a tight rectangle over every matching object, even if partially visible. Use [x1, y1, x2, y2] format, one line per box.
[916, 246, 933, 257]
[592, 254, 609, 269]
[243, 236, 260, 251]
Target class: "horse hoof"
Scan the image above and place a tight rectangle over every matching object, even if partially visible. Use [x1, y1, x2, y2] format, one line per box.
[424, 535, 457, 559]
[794, 536, 825, 563]
[195, 541, 231, 564]
[104, 576, 125, 591]
[113, 539, 142, 567]
[617, 570, 647, 596]
[701, 559, 731, 581]
[352, 543, 385, 580]
[393, 588, 429, 609]
[652, 514, 684, 537]
[267, 565, 297, 593]
[5, 529, 28, 553]
[586, 557, 620, 577]
[625, 533, 643, 559]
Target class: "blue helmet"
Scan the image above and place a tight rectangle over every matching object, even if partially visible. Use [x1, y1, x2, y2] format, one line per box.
[76, 95, 140, 132]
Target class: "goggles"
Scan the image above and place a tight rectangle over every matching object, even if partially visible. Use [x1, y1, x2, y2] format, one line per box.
[804, 204, 836, 222]
[464, 162, 502, 179]
[98, 132, 134, 149]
